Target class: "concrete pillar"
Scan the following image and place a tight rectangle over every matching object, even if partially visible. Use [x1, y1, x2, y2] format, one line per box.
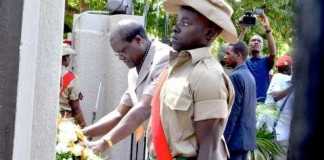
[12, 0, 65, 159]
[30, 0, 65, 159]
[12, 0, 40, 159]
[0, 0, 23, 159]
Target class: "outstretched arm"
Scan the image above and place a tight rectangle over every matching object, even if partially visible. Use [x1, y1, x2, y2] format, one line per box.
[82, 103, 131, 138]
[89, 95, 152, 153]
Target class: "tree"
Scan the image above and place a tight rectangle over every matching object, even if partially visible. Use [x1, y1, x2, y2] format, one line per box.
[64, 0, 107, 33]
[227, 0, 295, 56]
[65, 0, 295, 54]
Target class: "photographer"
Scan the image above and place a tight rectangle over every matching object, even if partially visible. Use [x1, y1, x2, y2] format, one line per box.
[239, 12, 277, 102]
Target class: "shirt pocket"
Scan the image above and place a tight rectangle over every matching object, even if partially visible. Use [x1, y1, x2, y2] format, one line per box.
[164, 88, 192, 111]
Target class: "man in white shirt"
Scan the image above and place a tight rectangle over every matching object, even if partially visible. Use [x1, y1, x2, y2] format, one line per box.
[265, 54, 293, 160]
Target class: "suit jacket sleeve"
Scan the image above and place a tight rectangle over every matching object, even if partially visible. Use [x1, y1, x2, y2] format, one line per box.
[224, 73, 244, 142]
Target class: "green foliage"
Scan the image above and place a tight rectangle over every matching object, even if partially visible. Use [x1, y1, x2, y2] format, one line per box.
[250, 103, 284, 160]
[67, 0, 107, 10]
[256, 103, 278, 121]
[56, 152, 74, 160]
[249, 125, 283, 160]
[87, 0, 107, 10]
[227, 0, 295, 55]
[65, 0, 107, 34]
[65, 0, 295, 53]
[134, 0, 175, 41]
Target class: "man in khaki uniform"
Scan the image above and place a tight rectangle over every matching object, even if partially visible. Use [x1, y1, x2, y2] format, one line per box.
[149, 0, 237, 159]
[83, 20, 171, 151]
[60, 43, 86, 127]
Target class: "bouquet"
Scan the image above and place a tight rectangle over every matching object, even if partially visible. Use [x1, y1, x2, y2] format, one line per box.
[56, 117, 103, 160]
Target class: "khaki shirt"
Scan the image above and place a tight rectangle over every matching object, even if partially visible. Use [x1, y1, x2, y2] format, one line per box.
[159, 47, 235, 159]
[60, 66, 81, 111]
[120, 40, 171, 107]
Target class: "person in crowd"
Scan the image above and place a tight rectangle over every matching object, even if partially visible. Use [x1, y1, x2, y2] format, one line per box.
[83, 19, 171, 150]
[240, 13, 277, 102]
[265, 54, 293, 105]
[266, 54, 294, 160]
[223, 41, 257, 160]
[149, 0, 237, 159]
[60, 43, 87, 127]
[218, 43, 234, 75]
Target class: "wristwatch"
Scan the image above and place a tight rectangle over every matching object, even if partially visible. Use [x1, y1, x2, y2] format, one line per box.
[266, 29, 272, 34]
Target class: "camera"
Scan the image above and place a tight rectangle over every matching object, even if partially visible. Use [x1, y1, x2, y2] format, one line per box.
[239, 8, 264, 26]
[239, 11, 256, 26]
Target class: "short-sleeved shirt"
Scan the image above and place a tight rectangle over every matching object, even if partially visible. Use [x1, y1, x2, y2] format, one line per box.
[265, 73, 292, 106]
[157, 47, 235, 159]
[120, 40, 171, 107]
[60, 67, 81, 111]
[246, 56, 273, 102]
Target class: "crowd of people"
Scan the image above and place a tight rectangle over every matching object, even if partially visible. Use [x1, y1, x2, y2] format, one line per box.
[59, 0, 294, 160]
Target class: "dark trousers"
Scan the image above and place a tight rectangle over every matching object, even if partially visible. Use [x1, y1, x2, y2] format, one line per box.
[229, 151, 248, 160]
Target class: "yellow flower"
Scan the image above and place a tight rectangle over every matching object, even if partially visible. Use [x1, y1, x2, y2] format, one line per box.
[70, 144, 84, 156]
[75, 127, 87, 142]
[81, 148, 90, 160]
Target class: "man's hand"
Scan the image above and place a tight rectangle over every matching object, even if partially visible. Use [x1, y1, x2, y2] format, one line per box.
[82, 103, 131, 138]
[258, 13, 276, 60]
[258, 13, 271, 30]
[88, 139, 109, 154]
[238, 23, 249, 40]
[99, 95, 152, 148]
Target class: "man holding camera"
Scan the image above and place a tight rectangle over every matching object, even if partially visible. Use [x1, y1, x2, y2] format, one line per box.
[240, 12, 276, 102]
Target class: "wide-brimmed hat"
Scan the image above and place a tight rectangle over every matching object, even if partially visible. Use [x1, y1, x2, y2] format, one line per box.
[163, 0, 238, 43]
[62, 43, 76, 56]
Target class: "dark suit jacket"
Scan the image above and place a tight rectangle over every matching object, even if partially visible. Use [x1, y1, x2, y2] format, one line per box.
[224, 63, 257, 152]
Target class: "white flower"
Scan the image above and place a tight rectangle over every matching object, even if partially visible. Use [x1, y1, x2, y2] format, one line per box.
[88, 150, 104, 160]
[56, 118, 103, 159]
[57, 120, 78, 144]
[71, 144, 84, 156]
[56, 143, 69, 154]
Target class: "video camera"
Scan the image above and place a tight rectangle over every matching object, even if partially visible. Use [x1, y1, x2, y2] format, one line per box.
[239, 8, 264, 26]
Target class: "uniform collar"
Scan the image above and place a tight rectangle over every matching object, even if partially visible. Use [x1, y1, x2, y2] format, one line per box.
[183, 47, 211, 64]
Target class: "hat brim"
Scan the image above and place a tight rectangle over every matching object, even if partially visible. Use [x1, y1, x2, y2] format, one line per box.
[163, 0, 238, 43]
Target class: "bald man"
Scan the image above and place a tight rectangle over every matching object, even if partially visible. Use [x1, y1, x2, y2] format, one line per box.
[241, 13, 277, 102]
[82, 20, 172, 147]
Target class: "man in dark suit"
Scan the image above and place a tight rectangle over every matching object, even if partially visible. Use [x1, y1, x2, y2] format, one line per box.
[224, 41, 257, 160]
